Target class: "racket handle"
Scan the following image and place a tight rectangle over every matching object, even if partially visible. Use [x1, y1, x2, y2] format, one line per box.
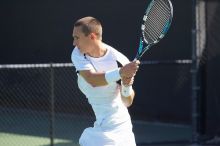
[134, 38, 144, 61]
[133, 56, 140, 62]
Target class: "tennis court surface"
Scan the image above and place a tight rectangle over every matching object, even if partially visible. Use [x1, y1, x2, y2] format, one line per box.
[0, 108, 191, 146]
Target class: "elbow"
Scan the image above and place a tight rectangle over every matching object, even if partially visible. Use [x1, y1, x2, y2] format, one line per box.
[122, 91, 135, 107]
[126, 95, 135, 107]
[85, 75, 97, 87]
[126, 100, 133, 107]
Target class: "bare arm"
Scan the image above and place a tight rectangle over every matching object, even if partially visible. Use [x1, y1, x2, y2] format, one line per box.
[121, 89, 135, 107]
[79, 70, 107, 87]
[120, 77, 136, 107]
[79, 60, 140, 87]
[120, 60, 140, 107]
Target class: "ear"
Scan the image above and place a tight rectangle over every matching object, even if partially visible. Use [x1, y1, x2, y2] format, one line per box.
[90, 33, 97, 40]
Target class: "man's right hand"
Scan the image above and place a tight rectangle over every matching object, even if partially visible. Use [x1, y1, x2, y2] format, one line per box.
[120, 60, 140, 78]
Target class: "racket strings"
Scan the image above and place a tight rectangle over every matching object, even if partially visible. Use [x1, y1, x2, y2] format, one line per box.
[145, 4, 167, 39]
[149, 0, 171, 26]
[149, 0, 170, 23]
[143, 0, 171, 43]
[144, 3, 170, 39]
[144, 3, 170, 40]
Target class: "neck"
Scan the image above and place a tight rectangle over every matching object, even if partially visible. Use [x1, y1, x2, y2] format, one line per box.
[88, 42, 107, 58]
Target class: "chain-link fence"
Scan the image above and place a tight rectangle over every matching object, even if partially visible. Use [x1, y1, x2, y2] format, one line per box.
[0, 63, 95, 146]
[0, 62, 193, 146]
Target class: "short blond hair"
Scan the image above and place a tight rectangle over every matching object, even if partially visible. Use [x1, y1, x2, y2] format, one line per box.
[74, 16, 102, 39]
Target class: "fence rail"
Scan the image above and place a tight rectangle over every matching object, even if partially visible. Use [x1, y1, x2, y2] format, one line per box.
[0, 61, 193, 146]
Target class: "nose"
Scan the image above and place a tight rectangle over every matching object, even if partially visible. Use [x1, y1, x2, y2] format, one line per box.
[73, 39, 77, 46]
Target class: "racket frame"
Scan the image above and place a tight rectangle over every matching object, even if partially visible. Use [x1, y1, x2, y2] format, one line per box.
[135, 0, 173, 60]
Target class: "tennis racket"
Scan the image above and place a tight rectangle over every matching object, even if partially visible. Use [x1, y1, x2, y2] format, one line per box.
[134, 0, 173, 60]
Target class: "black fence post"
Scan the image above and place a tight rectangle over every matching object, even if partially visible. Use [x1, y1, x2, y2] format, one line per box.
[191, 0, 202, 145]
[50, 63, 55, 146]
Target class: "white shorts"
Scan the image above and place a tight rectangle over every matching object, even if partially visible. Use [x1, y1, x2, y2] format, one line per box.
[79, 120, 136, 146]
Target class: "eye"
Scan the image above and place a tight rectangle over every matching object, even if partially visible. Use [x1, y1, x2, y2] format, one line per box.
[73, 36, 79, 41]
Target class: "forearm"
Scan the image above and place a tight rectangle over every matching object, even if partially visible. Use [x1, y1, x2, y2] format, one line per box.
[78, 60, 140, 87]
[121, 85, 135, 107]
[79, 68, 121, 87]
[121, 89, 135, 107]
[79, 70, 108, 87]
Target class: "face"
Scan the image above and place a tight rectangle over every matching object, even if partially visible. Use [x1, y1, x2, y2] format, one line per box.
[72, 26, 92, 54]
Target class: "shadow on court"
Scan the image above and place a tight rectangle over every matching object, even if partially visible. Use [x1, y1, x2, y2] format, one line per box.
[0, 108, 191, 146]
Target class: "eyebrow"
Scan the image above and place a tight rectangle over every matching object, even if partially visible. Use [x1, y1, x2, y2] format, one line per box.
[72, 35, 79, 39]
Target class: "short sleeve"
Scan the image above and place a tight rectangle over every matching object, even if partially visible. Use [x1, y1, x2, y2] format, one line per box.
[110, 47, 130, 66]
[71, 47, 93, 71]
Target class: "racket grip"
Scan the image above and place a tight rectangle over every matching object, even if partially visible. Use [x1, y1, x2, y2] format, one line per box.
[133, 53, 141, 61]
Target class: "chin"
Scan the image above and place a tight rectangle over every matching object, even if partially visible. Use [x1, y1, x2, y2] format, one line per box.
[77, 47, 83, 52]
[79, 49, 85, 53]
[80, 50, 87, 55]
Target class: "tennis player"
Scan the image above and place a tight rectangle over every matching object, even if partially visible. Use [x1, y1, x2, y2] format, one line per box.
[71, 16, 140, 146]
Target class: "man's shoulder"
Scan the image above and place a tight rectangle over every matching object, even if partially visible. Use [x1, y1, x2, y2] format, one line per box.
[71, 47, 85, 64]
[72, 47, 80, 55]
[104, 43, 130, 65]
[104, 43, 121, 55]
[71, 47, 84, 58]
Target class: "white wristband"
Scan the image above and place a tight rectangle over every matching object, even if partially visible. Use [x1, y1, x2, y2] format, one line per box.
[121, 85, 133, 97]
[105, 68, 121, 84]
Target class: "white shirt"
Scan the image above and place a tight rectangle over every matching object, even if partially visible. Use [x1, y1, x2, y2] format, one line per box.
[71, 43, 131, 128]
